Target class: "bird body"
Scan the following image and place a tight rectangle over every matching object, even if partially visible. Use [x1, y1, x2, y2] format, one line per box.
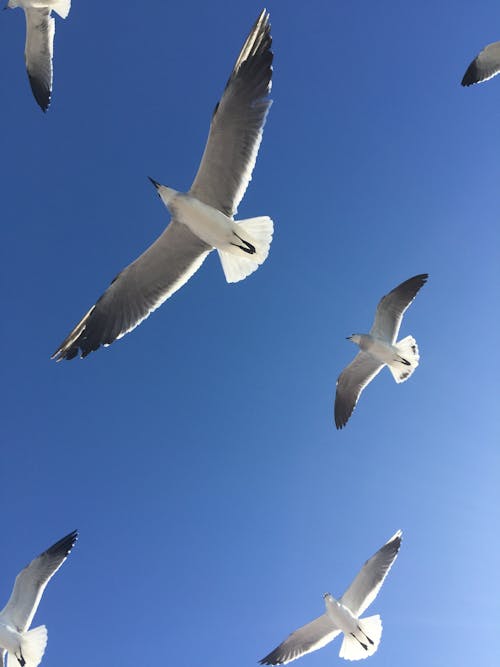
[259, 531, 401, 664]
[334, 274, 428, 429]
[0, 530, 77, 667]
[53, 9, 273, 360]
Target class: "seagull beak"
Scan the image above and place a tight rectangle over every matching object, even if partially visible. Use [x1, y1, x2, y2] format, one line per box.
[346, 336, 351, 340]
[148, 176, 160, 190]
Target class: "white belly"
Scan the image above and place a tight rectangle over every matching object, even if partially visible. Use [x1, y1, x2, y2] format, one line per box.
[361, 336, 397, 364]
[0, 622, 21, 655]
[169, 194, 235, 249]
[325, 598, 358, 634]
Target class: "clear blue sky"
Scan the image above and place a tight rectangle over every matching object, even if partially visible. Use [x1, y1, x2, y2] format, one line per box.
[0, 1, 499, 666]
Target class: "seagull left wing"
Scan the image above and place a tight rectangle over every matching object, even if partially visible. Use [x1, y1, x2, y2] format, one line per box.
[259, 614, 340, 665]
[370, 273, 428, 343]
[0, 530, 77, 632]
[340, 530, 402, 618]
[24, 8, 55, 112]
[462, 41, 500, 86]
[189, 10, 273, 217]
[52, 220, 211, 360]
[334, 352, 384, 429]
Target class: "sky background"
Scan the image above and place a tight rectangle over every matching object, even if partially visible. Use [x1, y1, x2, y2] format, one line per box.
[0, 1, 499, 666]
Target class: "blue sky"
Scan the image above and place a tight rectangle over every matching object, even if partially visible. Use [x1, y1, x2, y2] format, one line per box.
[0, 1, 499, 666]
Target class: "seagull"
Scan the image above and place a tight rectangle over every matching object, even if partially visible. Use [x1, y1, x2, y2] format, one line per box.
[52, 9, 274, 361]
[462, 41, 500, 86]
[259, 530, 402, 664]
[334, 274, 428, 429]
[0, 530, 77, 667]
[6, 0, 71, 111]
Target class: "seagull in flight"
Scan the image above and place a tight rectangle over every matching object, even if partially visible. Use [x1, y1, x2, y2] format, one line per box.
[462, 41, 500, 86]
[0, 530, 77, 667]
[52, 9, 274, 361]
[259, 530, 402, 664]
[6, 0, 71, 111]
[334, 274, 428, 429]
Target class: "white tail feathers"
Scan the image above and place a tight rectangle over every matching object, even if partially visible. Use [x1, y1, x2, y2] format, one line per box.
[388, 335, 420, 384]
[52, 0, 71, 19]
[17, 625, 48, 667]
[339, 615, 382, 661]
[218, 216, 273, 283]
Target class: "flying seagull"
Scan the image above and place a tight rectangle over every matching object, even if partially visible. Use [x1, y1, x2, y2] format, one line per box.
[259, 530, 402, 664]
[334, 273, 428, 429]
[0, 530, 77, 667]
[52, 9, 274, 361]
[462, 41, 500, 86]
[6, 0, 71, 111]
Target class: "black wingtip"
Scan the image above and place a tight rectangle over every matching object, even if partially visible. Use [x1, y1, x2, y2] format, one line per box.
[45, 530, 79, 559]
[148, 176, 160, 189]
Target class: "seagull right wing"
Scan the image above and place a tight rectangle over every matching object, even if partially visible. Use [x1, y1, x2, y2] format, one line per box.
[189, 10, 273, 217]
[52, 220, 211, 360]
[340, 530, 402, 618]
[462, 41, 500, 86]
[334, 352, 384, 429]
[24, 7, 55, 112]
[0, 530, 77, 633]
[370, 274, 428, 343]
[259, 614, 340, 665]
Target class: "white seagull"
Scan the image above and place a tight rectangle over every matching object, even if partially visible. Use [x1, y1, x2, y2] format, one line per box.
[334, 273, 428, 429]
[6, 0, 71, 112]
[0, 530, 77, 667]
[52, 9, 274, 361]
[462, 41, 500, 86]
[259, 530, 402, 664]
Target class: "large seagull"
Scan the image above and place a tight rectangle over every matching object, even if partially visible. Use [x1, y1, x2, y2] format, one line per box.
[0, 530, 77, 667]
[334, 274, 428, 429]
[6, 0, 71, 112]
[259, 530, 402, 664]
[52, 9, 274, 361]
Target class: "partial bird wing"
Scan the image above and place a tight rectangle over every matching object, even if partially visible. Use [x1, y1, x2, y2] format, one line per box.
[370, 273, 428, 343]
[462, 41, 500, 86]
[52, 220, 211, 360]
[340, 530, 402, 618]
[0, 649, 5, 667]
[259, 614, 340, 665]
[0, 531, 77, 632]
[189, 10, 273, 217]
[24, 8, 55, 111]
[334, 352, 384, 429]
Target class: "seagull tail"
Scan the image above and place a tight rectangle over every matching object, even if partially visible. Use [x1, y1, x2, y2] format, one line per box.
[17, 625, 48, 667]
[388, 335, 420, 384]
[338, 614, 382, 661]
[52, 0, 71, 19]
[218, 216, 274, 283]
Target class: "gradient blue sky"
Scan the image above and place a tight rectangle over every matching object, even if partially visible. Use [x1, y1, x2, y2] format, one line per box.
[0, 1, 499, 666]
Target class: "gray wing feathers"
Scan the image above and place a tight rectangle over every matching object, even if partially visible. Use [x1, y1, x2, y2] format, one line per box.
[189, 10, 273, 216]
[370, 273, 428, 343]
[52, 221, 211, 360]
[462, 41, 500, 86]
[24, 8, 55, 112]
[340, 530, 402, 618]
[334, 352, 384, 429]
[0, 530, 77, 632]
[259, 615, 340, 665]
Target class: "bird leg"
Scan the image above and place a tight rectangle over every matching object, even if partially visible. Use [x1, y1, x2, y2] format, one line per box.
[357, 625, 374, 645]
[231, 232, 256, 254]
[350, 633, 368, 651]
[15, 651, 26, 667]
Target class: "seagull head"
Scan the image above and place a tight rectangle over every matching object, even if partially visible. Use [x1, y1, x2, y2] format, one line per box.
[323, 592, 333, 600]
[148, 178, 177, 207]
[347, 334, 361, 344]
